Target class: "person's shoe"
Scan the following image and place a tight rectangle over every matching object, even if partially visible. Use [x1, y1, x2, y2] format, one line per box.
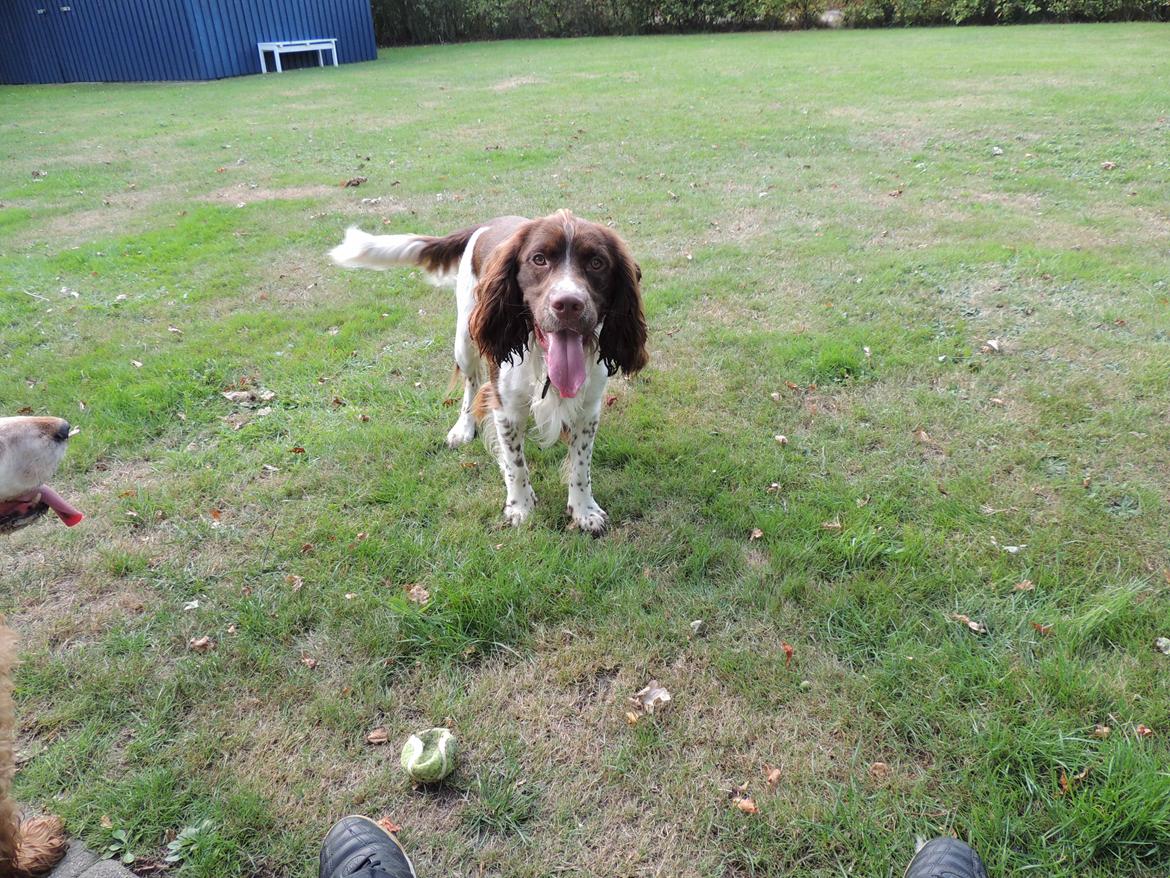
[904, 837, 989, 878]
[319, 815, 418, 878]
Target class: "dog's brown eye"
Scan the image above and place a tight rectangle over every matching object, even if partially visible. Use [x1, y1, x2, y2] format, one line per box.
[532, 253, 547, 266]
[588, 256, 605, 271]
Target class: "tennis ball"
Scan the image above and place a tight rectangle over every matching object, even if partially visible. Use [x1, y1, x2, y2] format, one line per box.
[400, 727, 457, 782]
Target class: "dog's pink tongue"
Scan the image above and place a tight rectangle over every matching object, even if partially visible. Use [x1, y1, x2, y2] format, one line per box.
[38, 485, 84, 527]
[547, 330, 586, 398]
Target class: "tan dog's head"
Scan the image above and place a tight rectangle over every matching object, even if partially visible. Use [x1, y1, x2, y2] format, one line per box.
[0, 416, 82, 533]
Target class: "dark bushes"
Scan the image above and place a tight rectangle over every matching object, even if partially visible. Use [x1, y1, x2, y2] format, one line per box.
[369, 0, 1168, 44]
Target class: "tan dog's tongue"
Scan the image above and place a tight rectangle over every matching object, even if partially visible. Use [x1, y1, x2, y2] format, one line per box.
[38, 485, 84, 526]
[547, 330, 586, 398]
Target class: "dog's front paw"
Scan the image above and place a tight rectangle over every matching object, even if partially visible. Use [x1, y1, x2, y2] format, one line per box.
[503, 489, 536, 527]
[568, 502, 608, 536]
[445, 416, 476, 449]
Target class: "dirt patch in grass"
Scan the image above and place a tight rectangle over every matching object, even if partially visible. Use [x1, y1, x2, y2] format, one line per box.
[202, 184, 338, 204]
[489, 75, 545, 92]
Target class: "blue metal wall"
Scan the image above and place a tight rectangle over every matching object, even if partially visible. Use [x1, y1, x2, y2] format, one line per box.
[0, 0, 376, 84]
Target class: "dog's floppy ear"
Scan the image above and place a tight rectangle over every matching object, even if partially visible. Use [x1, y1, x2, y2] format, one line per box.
[598, 234, 648, 376]
[470, 223, 534, 367]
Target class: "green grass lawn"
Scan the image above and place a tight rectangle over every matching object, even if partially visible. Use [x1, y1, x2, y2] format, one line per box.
[4, 22, 1170, 878]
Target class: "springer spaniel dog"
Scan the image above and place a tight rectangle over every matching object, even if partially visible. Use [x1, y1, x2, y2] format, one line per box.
[1, 415, 79, 878]
[330, 210, 647, 534]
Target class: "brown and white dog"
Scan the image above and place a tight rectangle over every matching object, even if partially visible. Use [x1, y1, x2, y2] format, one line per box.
[1, 415, 80, 878]
[331, 210, 647, 534]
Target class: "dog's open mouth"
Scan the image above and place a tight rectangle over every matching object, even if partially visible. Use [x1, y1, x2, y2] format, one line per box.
[0, 485, 83, 533]
[534, 324, 586, 398]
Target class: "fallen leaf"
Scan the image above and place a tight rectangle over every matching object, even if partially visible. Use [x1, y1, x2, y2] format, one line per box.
[1154, 637, 1170, 655]
[1092, 724, 1111, 739]
[734, 796, 758, 814]
[782, 641, 794, 668]
[289, 446, 306, 454]
[375, 816, 402, 834]
[868, 761, 890, 780]
[770, 391, 781, 402]
[764, 766, 782, 787]
[441, 397, 457, 407]
[990, 397, 1006, 406]
[131, 360, 143, 369]
[606, 395, 618, 407]
[188, 635, 215, 653]
[286, 574, 304, 591]
[182, 600, 200, 611]
[101, 815, 114, 829]
[405, 583, 430, 606]
[856, 495, 870, 508]
[359, 413, 371, 422]
[301, 656, 318, 669]
[689, 619, 706, 637]
[774, 434, 788, 446]
[749, 527, 764, 541]
[981, 338, 1002, 354]
[630, 680, 672, 715]
[168, 325, 183, 335]
[1014, 580, 1035, 591]
[1136, 724, 1154, 738]
[1031, 621, 1053, 636]
[951, 613, 988, 635]
[366, 727, 390, 745]
[344, 176, 368, 187]
[625, 711, 640, 726]
[820, 517, 843, 532]
[344, 592, 357, 600]
[210, 508, 222, 521]
[1101, 161, 1117, 170]
[913, 428, 932, 444]
[784, 381, 799, 391]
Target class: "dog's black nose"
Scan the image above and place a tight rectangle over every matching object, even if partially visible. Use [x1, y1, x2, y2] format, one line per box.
[54, 420, 71, 442]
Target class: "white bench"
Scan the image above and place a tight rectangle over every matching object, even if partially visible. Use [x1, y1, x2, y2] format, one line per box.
[257, 39, 338, 74]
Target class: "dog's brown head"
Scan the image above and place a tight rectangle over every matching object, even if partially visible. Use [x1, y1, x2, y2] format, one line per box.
[0, 417, 82, 533]
[470, 210, 648, 398]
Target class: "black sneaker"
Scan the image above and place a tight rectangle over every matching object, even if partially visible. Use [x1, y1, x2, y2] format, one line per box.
[904, 837, 989, 878]
[319, 815, 418, 878]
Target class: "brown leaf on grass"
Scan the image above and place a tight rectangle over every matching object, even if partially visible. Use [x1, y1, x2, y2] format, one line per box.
[733, 796, 759, 814]
[301, 656, 318, 669]
[785, 381, 799, 391]
[188, 636, 215, 653]
[774, 434, 788, 446]
[1092, 724, 1111, 739]
[332, 396, 347, 407]
[951, 614, 988, 635]
[1136, 724, 1154, 738]
[821, 516, 843, 532]
[366, 727, 390, 745]
[286, 574, 304, 591]
[405, 583, 430, 606]
[1101, 161, 1117, 170]
[300, 543, 314, 554]
[625, 711, 640, 726]
[376, 817, 402, 834]
[980, 338, 1002, 354]
[100, 815, 114, 829]
[887, 188, 903, 198]
[764, 766, 782, 787]
[1031, 622, 1053, 636]
[782, 642, 794, 668]
[1058, 766, 1089, 796]
[441, 397, 458, 408]
[605, 395, 618, 407]
[210, 508, 222, 521]
[868, 762, 890, 780]
[630, 680, 672, 715]
[1014, 580, 1035, 591]
[289, 446, 306, 454]
[344, 176, 368, 187]
[749, 527, 764, 541]
[359, 413, 371, 422]
[913, 428, 932, 445]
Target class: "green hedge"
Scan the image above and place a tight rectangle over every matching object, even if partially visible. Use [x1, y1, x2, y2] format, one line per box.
[370, 0, 1168, 43]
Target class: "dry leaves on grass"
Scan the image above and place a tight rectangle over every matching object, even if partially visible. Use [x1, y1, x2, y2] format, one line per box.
[1092, 724, 1111, 739]
[300, 656, 318, 669]
[222, 388, 275, 406]
[188, 636, 215, 653]
[404, 583, 430, 606]
[1135, 724, 1154, 738]
[951, 614, 988, 635]
[764, 766, 782, 787]
[1031, 622, 1053, 636]
[734, 796, 759, 814]
[367, 728, 390, 745]
[376, 817, 402, 834]
[1014, 580, 1035, 591]
[627, 681, 672, 724]
[749, 527, 764, 541]
[868, 762, 890, 780]
[820, 517, 843, 532]
[782, 642, 794, 668]
[980, 338, 1002, 354]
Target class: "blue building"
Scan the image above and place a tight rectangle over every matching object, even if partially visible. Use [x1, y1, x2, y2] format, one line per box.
[0, 0, 377, 84]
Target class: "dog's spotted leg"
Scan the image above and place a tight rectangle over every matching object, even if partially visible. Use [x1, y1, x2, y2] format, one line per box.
[493, 411, 535, 526]
[565, 407, 607, 536]
[446, 371, 479, 448]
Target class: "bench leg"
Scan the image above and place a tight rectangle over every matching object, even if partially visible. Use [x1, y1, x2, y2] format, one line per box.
[258, 47, 267, 73]
[274, 50, 282, 73]
[331, 46, 338, 66]
[317, 49, 323, 67]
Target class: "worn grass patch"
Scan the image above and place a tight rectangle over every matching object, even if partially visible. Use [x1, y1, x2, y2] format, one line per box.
[4, 22, 1170, 878]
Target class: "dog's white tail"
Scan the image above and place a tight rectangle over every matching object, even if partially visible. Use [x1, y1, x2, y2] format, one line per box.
[329, 228, 429, 271]
[329, 224, 483, 288]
